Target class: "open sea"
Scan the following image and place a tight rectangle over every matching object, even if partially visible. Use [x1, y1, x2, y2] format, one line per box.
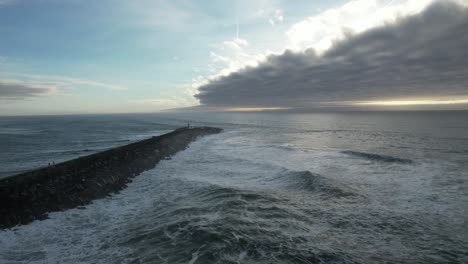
[0, 111, 467, 263]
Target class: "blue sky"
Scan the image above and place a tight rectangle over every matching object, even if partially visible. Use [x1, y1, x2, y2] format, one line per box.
[1, 0, 466, 115]
[0, 0, 340, 114]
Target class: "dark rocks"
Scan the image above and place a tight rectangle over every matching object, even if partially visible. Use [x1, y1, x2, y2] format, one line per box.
[0, 127, 222, 229]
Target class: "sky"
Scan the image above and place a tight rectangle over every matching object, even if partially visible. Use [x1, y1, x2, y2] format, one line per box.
[0, 0, 467, 115]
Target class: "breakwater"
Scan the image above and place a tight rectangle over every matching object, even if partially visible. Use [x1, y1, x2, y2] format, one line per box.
[0, 127, 222, 229]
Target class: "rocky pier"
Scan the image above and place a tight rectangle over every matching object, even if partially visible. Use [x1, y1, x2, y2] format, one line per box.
[0, 127, 222, 229]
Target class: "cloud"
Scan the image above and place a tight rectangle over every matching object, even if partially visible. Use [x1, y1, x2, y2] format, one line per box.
[127, 0, 217, 32]
[0, 72, 127, 91]
[203, 36, 272, 89]
[0, 72, 128, 101]
[268, 9, 284, 25]
[192, 0, 443, 100]
[195, 1, 468, 108]
[128, 94, 197, 111]
[222, 38, 248, 51]
[286, 0, 438, 53]
[128, 98, 181, 108]
[0, 79, 57, 100]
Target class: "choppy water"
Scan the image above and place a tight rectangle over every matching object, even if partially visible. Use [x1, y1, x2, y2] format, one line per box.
[1, 112, 468, 263]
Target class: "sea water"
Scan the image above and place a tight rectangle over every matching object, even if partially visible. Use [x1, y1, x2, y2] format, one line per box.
[0, 111, 467, 263]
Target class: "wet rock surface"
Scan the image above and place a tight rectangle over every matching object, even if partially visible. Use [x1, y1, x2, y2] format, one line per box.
[0, 127, 222, 229]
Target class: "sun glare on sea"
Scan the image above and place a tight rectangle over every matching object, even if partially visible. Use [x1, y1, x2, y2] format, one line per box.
[225, 107, 291, 112]
[353, 98, 468, 106]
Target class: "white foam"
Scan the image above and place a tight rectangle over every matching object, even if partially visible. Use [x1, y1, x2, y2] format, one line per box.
[1, 127, 466, 263]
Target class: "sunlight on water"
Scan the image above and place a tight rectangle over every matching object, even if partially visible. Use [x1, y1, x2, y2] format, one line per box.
[354, 98, 468, 106]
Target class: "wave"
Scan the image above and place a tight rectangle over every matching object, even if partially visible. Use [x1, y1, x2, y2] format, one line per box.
[115, 184, 355, 263]
[0, 128, 42, 135]
[303, 129, 358, 133]
[275, 170, 359, 199]
[341, 150, 413, 164]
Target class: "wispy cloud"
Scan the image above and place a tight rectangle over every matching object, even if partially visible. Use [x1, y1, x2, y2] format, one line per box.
[0, 71, 128, 101]
[128, 98, 181, 108]
[268, 9, 284, 25]
[127, 0, 217, 32]
[223, 38, 249, 51]
[0, 72, 127, 92]
[0, 79, 58, 100]
[128, 94, 197, 111]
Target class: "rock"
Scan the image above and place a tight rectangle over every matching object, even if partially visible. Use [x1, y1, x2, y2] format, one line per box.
[0, 126, 222, 229]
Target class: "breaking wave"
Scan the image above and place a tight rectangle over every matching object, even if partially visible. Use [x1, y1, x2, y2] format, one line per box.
[115, 184, 356, 263]
[1, 112, 467, 263]
[341, 150, 413, 164]
[274, 170, 359, 199]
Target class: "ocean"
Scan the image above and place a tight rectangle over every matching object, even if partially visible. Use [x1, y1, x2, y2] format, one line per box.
[0, 111, 467, 263]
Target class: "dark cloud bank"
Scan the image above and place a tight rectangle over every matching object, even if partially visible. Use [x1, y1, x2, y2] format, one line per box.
[0, 81, 50, 100]
[196, 2, 468, 108]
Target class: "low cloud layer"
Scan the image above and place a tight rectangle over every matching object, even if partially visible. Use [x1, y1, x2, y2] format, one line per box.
[0, 80, 53, 100]
[196, 2, 468, 108]
[0, 72, 128, 101]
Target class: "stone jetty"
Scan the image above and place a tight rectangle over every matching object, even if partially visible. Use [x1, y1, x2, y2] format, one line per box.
[0, 127, 222, 229]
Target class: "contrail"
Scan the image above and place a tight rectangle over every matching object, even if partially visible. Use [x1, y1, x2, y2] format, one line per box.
[236, 16, 239, 39]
